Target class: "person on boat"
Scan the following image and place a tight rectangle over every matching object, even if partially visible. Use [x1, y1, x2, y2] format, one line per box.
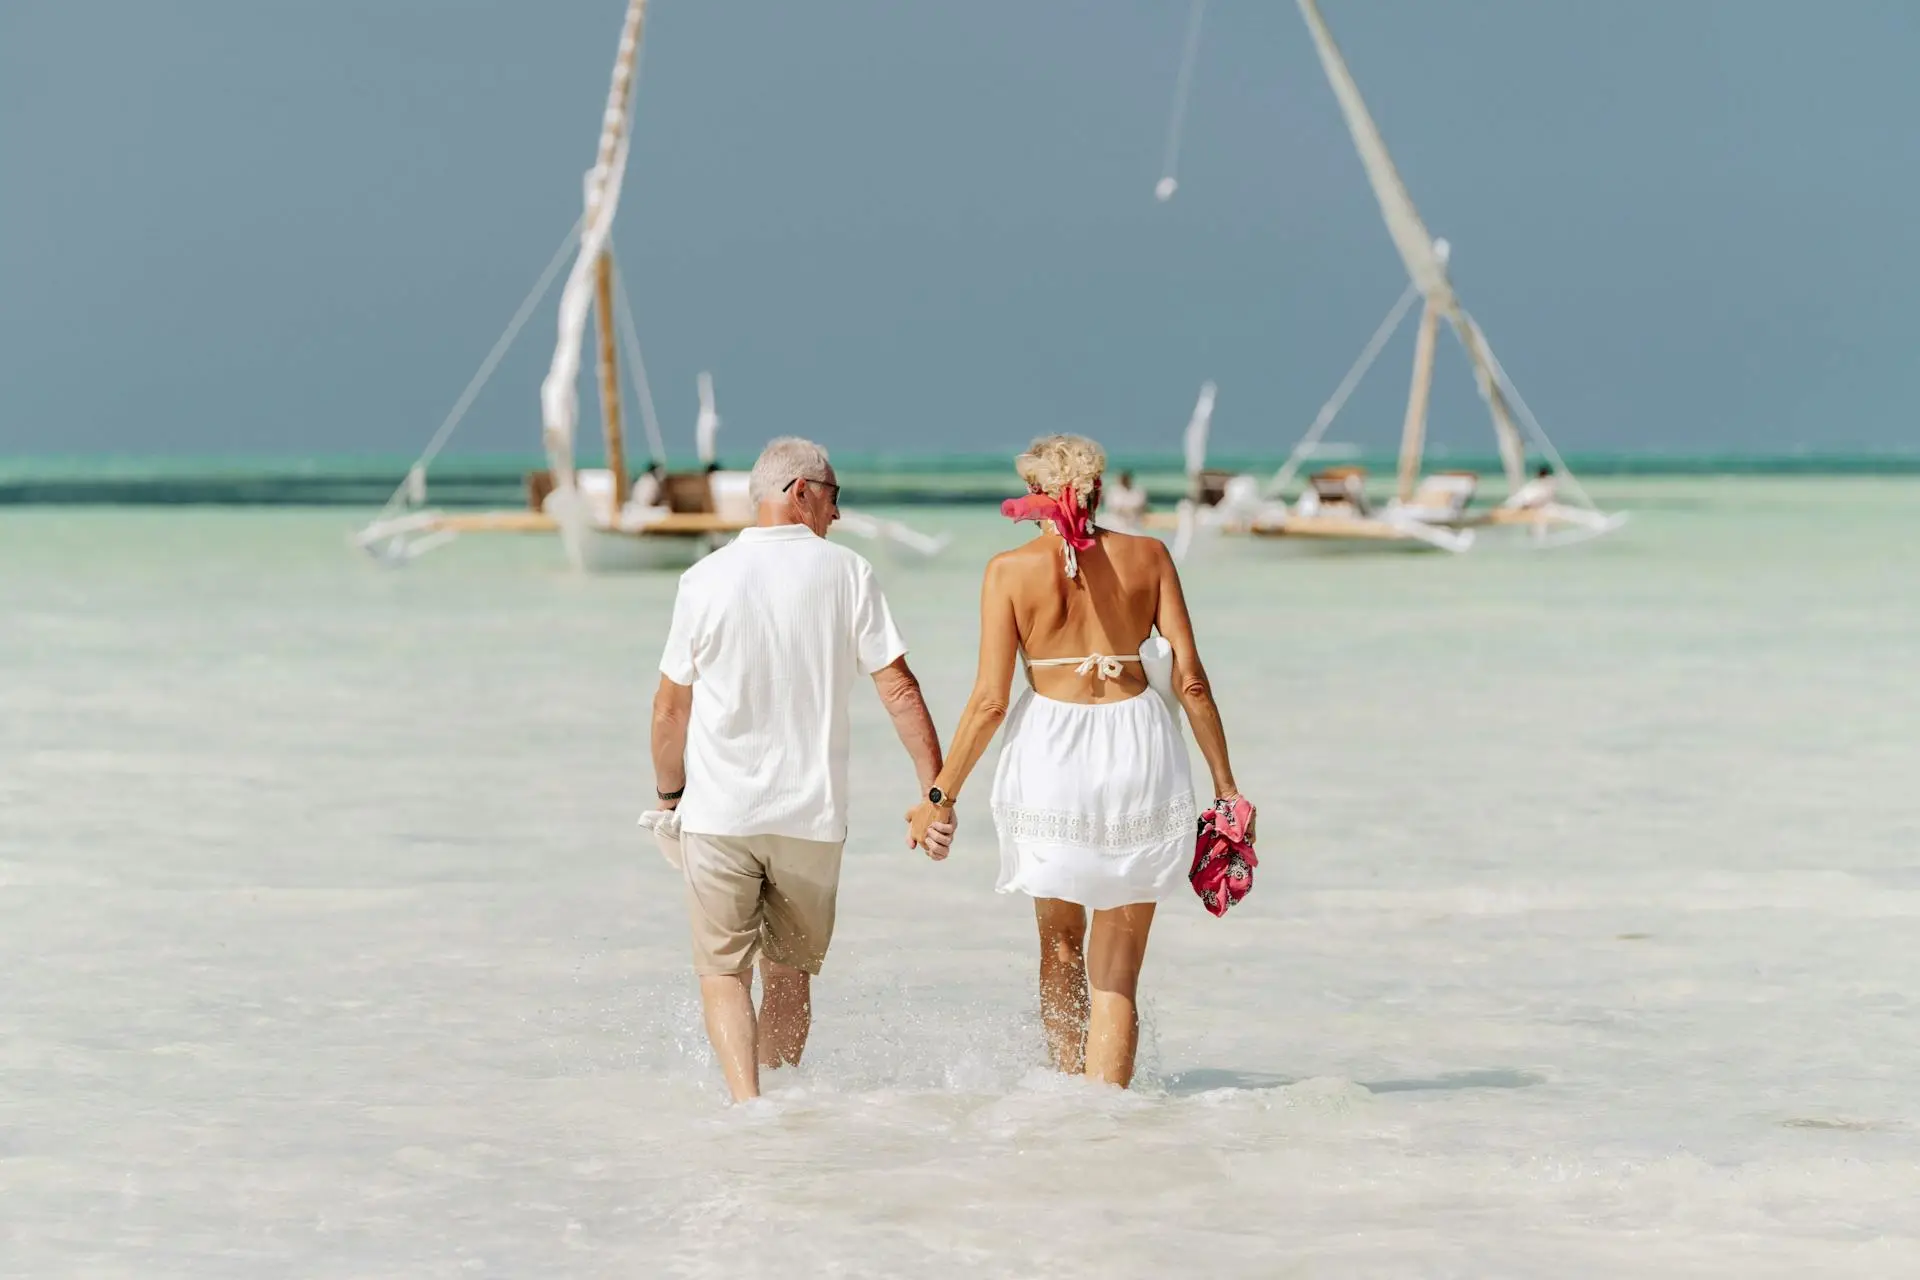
[906, 434, 1251, 1088]
[1499, 463, 1616, 535]
[1103, 470, 1149, 532]
[653, 437, 955, 1103]
[1502, 464, 1558, 510]
[630, 462, 666, 513]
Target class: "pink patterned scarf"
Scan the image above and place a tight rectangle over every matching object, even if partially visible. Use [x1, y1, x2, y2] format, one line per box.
[1190, 796, 1257, 918]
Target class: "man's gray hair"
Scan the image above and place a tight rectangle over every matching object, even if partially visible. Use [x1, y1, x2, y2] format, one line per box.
[749, 436, 833, 507]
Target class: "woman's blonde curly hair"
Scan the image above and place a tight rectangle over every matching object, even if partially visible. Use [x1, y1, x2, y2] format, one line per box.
[1015, 434, 1107, 508]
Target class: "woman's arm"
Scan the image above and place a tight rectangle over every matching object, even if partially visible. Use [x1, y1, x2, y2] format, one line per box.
[907, 558, 1020, 847]
[1152, 541, 1243, 803]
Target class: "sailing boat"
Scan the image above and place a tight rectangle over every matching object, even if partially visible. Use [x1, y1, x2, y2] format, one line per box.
[354, 1, 743, 572]
[1179, 0, 1623, 555]
[356, 0, 943, 572]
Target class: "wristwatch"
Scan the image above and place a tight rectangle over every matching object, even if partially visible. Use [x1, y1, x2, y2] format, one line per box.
[928, 785, 953, 806]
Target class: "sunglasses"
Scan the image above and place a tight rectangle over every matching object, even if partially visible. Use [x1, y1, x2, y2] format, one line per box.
[781, 475, 841, 507]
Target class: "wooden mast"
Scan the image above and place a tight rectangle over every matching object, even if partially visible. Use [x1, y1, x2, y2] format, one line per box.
[592, 257, 628, 508]
[1396, 301, 1439, 503]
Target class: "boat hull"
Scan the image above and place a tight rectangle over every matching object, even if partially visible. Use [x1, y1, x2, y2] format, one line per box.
[1239, 512, 1472, 554]
[561, 521, 719, 573]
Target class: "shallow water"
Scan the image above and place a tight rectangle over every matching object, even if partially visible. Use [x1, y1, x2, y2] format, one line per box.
[4, 478, 1919, 1276]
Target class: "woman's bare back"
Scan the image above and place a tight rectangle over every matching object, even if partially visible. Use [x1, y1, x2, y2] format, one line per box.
[992, 529, 1170, 704]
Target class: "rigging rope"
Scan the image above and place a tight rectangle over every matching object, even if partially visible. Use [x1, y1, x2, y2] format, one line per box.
[1463, 311, 1600, 512]
[1155, 0, 1207, 201]
[1266, 280, 1422, 496]
[370, 217, 582, 523]
[610, 257, 671, 469]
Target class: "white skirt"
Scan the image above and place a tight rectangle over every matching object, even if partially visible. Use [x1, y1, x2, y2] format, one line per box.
[989, 688, 1196, 910]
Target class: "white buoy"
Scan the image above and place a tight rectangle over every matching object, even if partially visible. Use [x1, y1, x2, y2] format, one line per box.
[1155, 176, 1179, 202]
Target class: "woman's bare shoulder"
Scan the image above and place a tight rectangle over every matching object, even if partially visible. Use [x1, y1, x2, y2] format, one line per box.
[982, 541, 1049, 584]
[1099, 528, 1174, 566]
[995, 538, 1061, 565]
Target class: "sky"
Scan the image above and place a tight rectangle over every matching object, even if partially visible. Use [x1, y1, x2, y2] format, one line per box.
[3, 0, 1918, 462]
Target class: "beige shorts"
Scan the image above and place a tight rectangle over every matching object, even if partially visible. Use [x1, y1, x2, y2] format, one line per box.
[680, 832, 846, 976]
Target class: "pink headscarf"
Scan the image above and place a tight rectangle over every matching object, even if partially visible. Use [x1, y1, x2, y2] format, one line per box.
[1001, 484, 1098, 551]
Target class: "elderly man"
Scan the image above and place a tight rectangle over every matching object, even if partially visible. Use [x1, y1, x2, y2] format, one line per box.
[652, 437, 955, 1102]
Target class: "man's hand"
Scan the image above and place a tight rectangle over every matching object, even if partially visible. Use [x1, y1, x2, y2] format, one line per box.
[906, 800, 956, 861]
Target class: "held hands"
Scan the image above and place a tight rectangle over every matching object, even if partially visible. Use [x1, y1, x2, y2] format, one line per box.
[906, 800, 957, 861]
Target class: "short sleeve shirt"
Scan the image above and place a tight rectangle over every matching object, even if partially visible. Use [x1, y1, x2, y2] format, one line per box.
[660, 524, 907, 841]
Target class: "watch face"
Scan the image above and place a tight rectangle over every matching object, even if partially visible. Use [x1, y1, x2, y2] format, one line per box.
[928, 787, 944, 805]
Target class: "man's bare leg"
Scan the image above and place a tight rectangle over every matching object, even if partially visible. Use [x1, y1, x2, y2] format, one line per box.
[1033, 898, 1091, 1074]
[756, 960, 813, 1070]
[1084, 903, 1155, 1088]
[698, 972, 760, 1102]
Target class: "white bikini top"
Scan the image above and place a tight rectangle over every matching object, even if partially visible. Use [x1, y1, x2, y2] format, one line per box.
[1025, 652, 1141, 680]
[1020, 639, 1181, 720]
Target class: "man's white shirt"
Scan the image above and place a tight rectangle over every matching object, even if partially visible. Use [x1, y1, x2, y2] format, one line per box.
[660, 525, 907, 842]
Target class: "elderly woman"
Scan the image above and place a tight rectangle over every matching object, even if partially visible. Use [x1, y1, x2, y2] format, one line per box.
[908, 434, 1250, 1088]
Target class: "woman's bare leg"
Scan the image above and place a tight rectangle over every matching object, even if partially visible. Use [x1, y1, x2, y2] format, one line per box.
[1033, 898, 1090, 1073]
[1084, 903, 1156, 1088]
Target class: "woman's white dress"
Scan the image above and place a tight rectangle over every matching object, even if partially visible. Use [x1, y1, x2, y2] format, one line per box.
[988, 677, 1195, 910]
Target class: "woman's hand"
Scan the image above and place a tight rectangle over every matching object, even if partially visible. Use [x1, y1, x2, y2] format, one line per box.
[1218, 790, 1256, 843]
[906, 800, 957, 861]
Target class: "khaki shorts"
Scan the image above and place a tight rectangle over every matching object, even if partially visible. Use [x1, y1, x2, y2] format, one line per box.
[680, 832, 846, 976]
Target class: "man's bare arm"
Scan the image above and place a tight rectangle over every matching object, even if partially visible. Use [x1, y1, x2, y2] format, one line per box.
[871, 656, 943, 790]
[651, 675, 693, 806]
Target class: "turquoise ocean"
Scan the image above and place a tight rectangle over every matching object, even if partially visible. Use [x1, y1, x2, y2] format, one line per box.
[5, 451, 1919, 507]
[4, 463, 1919, 1274]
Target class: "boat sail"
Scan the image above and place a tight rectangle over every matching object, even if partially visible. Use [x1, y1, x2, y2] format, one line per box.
[1294, 0, 1527, 494]
[1175, 0, 1624, 553]
[353, 0, 745, 570]
[532, 0, 761, 572]
[356, 0, 944, 571]
[541, 0, 643, 507]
